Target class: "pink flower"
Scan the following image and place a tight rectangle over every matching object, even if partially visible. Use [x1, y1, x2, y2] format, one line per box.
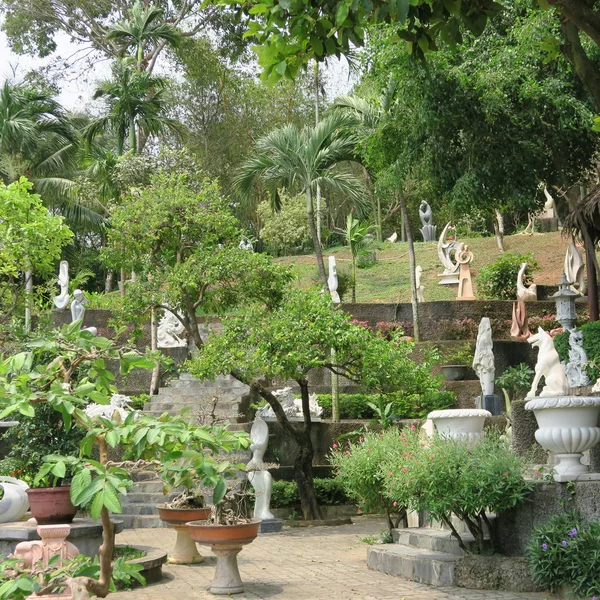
[429, 455, 435, 460]
[392, 501, 398, 507]
[401, 468, 408, 473]
[379, 434, 384, 438]
[535, 471, 542, 477]
[359, 436, 364, 442]
[410, 424, 416, 431]
[332, 443, 338, 449]
[503, 471, 510, 477]
[357, 509, 363, 514]
[387, 471, 393, 477]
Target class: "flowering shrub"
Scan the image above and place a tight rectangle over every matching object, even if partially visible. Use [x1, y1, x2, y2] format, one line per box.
[330, 430, 415, 532]
[382, 432, 532, 553]
[526, 512, 600, 598]
[438, 318, 479, 340]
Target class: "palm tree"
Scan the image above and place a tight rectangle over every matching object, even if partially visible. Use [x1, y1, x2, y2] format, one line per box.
[234, 112, 367, 286]
[107, 1, 183, 72]
[338, 214, 375, 302]
[85, 60, 183, 155]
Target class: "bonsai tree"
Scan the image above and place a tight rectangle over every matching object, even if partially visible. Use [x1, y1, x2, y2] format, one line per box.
[190, 288, 445, 520]
[0, 323, 248, 598]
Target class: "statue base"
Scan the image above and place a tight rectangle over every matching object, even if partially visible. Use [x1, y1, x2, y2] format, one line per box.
[259, 518, 283, 533]
[476, 394, 504, 416]
[420, 224, 437, 242]
[438, 273, 459, 286]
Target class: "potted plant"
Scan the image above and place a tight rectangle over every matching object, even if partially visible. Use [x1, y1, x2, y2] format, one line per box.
[439, 343, 474, 381]
[187, 486, 260, 595]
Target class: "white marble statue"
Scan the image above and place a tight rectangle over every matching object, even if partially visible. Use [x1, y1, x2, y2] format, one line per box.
[0, 477, 29, 523]
[85, 393, 135, 421]
[239, 236, 254, 251]
[328, 256, 341, 304]
[564, 328, 590, 388]
[437, 222, 460, 284]
[70, 289, 97, 335]
[416, 266, 425, 303]
[246, 418, 275, 521]
[256, 387, 323, 421]
[386, 231, 398, 243]
[472, 318, 495, 396]
[53, 261, 70, 310]
[516, 262, 537, 302]
[419, 201, 437, 242]
[542, 187, 556, 218]
[157, 310, 187, 348]
[526, 328, 569, 398]
[564, 240, 586, 296]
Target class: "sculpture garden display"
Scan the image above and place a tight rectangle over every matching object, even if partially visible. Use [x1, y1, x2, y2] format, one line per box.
[526, 328, 568, 398]
[386, 231, 398, 243]
[437, 223, 460, 285]
[0, 477, 29, 524]
[419, 201, 436, 242]
[70, 290, 97, 336]
[472, 318, 494, 397]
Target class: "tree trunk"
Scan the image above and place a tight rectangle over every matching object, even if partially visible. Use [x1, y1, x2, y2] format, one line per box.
[24, 268, 32, 332]
[306, 187, 328, 287]
[183, 294, 204, 349]
[351, 255, 357, 303]
[376, 195, 383, 242]
[149, 308, 160, 396]
[494, 210, 505, 251]
[398, 193, 420, 341]
[331, 348, 340, 422]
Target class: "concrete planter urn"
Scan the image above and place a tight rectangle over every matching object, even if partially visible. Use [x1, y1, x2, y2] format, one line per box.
[428, 409, 491, 441]
[440, 365, 468, 381]
[525, 396, 600, 481]
[157, 505, 210, 564]
[186, 520, 260, 595]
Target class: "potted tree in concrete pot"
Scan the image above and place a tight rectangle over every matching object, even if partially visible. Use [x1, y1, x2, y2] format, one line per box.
[440, 343, 474, 381]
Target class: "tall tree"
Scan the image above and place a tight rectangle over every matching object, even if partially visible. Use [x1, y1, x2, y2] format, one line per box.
[233, 112, 367, 286]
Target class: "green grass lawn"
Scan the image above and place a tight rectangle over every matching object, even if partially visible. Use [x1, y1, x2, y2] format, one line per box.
[275, 231, 571, 303]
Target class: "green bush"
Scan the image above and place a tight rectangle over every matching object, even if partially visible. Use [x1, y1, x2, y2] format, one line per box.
[555, 321, 600, 382]
[526, 512, 600, 598]
[317, 391, 455, 420]
[477, 253, 539, 300]
[270, 478, 351, 508]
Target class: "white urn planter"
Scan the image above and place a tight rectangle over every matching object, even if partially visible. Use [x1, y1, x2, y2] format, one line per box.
[427, 409, 491, 441]
[525, 396, 600, 482]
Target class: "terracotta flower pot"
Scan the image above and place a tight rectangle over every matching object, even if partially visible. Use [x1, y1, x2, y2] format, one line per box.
[186, 520, 261, 595]
[157, 505, 211, 564]
[27, 486, 77, 525]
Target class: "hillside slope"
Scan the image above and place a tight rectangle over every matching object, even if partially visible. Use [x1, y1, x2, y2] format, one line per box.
[276, 231, 572, 303]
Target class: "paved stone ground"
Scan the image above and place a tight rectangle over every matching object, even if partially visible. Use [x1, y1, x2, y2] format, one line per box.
[111, 517, 555, 600]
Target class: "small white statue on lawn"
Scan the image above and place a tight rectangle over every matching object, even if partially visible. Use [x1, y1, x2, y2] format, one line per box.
[516, 262, 537, 302]
[526, 328, 568, 398]
[246, 418, 275, 521]
[53, 261, 70, 310]
[416, 266, 425, 303]
[472, 317, 494, 396]
[386, 231, 398, 243]
[239, 236, 254, 251]
[157, 310, 187, 348]
[328, 256, 341, 304]
[85, 393, 135, 421]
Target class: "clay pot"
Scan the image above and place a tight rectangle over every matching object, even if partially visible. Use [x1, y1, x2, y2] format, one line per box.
[441, 365, 468, 381]
[157, 505, 210, 526]
[27, 486, 77, 525]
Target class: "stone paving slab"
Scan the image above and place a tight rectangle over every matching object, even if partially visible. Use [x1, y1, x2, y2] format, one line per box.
[110, 517, 555, 600]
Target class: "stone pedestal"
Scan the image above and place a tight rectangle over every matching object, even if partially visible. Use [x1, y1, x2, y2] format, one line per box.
[538, 217, 558, 233]
[170, 523, 203, 564]
[438, 273, 459, 286]
[258, 518, 282, 533]
[476, 394, 504, 416]
[210, 543, 244, 595]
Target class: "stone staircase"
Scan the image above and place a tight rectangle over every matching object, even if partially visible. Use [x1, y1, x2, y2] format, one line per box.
[120, 470, 175, 529]
[367, 518, 493, 586]
[143, 373, 251, 424]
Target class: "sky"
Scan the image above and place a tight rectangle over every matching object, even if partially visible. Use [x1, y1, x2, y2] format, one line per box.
[0, 29, 356, 111]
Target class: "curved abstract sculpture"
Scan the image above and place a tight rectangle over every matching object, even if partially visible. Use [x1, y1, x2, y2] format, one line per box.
[256, 387, 323, 421]
[419, 201, 437, 242]
[472, 318, 494, 396]
[456, 243, 475, 300]
[437, 222, 460, 285]
[564, 240, 586, 296]
[70, 290, 98, 335]
[328, 256, 341, 304]
[516, 262, 537, 302]
[0, 477, 29, 523]
[247, 419, 275, 521]
[510, 298, 531, 341]
[526, 328, 568, 398]
[53, 261, 70, 310]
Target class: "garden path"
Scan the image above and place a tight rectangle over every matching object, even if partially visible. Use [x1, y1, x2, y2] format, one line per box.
[111, 517, 556, 600]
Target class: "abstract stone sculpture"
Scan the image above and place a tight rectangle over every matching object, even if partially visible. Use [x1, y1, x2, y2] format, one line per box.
[456, 243, 475, 300]
[564, 328, 590, 388]
[415, 266, 425, 303]
[564, 240, 586, 296]
[473, 318, 494, 396]
[510, 298, 531, 341]
[70, 289, 97, 336]
[0, 477, 29, 523]
[516, 262, 537, 302]
[157, 310, 187, 348]
[419, 201, 437, 242]
[328, 256, 341, 304]
[386, 231, 398, 243]
[239, 236, 254, 251]
[256, 387, 323, 421]
[246, 419, 276, 522]
[437, 222, 460, 285]
[53, 261, 70, 310]
[526, 328, 568, 398]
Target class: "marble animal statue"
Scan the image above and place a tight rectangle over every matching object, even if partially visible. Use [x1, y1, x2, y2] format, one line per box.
[328, 256, 341, 304]
[419, 201, 437, 242]
[473, 318, 495, 396]
[564, 240, 586, 295]
[53, 261, 70, 310]
[415, 266, 425, 303]
[510, 298, 531, 341]
[386, 231, 398, 243]
[456, 243, 475, 300]
[437, 222, 460, 284]
[246, 418, 275, 521]
[564, 328, 590, 388]
[0, 477, 29, 523]
[516, 262, 537, 302]
[85, 394, 135, 421]
[157, 310, 187, 348]
[527, 328, 569, 398]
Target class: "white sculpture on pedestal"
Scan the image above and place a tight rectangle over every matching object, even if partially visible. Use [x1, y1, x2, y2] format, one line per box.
[70, 289, 97, 336]
[255, 387, 323, 421]
[415, 266, 425, 303]
[157, 310, 187, 348]
[437, 222, 460, 285]
[472, 318, 495, 396]
[542, 187, 556, 218]
[419, 201, 437, 242]
[246, 418, 275, 521]
[516, 262, 537, 302]
[526, 328, 568, 398]
[53, 261, 70, 310]
[328, 256, 341, 304]
[564, 240, 586, 296]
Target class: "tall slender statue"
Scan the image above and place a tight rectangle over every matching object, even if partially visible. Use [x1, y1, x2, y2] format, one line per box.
[328, 256, 341, 304]
[419, 201, 437, 242]
[246, 419, 275, 521]
[473, 318, 495, 396]
[564, 240, 586, 296]
[415, 266, 425, 303]
[516, 262, 537, 302]
[53, 261, 70, 310]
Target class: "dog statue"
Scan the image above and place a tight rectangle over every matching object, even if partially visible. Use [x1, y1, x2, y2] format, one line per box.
[526, 327, 568, 398]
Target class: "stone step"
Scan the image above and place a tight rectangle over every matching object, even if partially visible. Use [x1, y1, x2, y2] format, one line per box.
[130, 480, 164, 493]
[142, 409, 241, 422]
[118, 514, 164, 529]
[392, 528, 486, 556]
[367, 544, 459, 586]
[123, 491, 172, 504]
[121, 503, 161, 516]
[130, 470, 160, 482]
[144, 400, 241, 413]
[155, 387, 245, 398]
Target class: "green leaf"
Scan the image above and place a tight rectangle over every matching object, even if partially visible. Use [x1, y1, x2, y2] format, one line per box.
[71, 469, 92, 504]
[336, 2, 350, 25]
[106, 430, 119, 448]
[212, 478, 227, 504]
[103, 482, 122, 513]
[249, 4, 269, 14]
[397, 0, 409, 22]
[51, 461, 66, 479]
[19, 403, 35, 417]
[90, 490, 104, 520]
[275, 60, 288, 76]
[73, 477, 103, 507]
